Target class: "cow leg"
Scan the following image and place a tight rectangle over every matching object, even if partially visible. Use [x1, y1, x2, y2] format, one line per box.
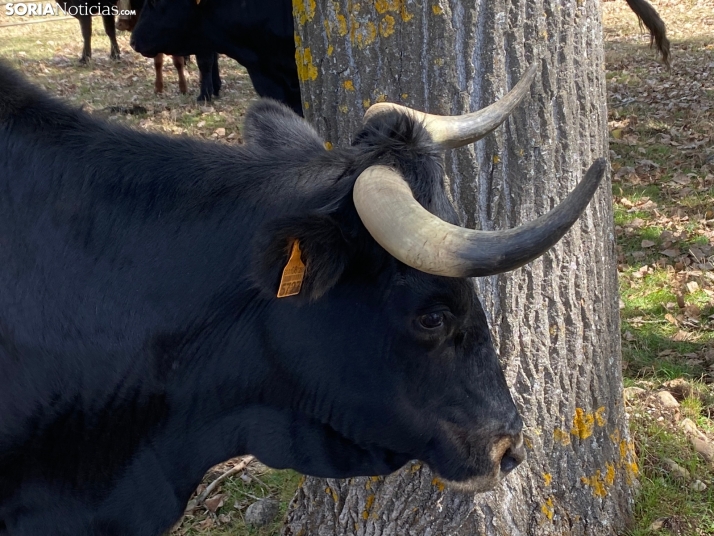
[172, 55, 188, 94]
[211, 52, 221, 97]
[154, 54, 164, 94]
[245, 62, 302, 116]
[241, 37, 301, 115]
[102, 14, 121, 60]
[196, 52, 214, 102]
[77, 15, 92, 64]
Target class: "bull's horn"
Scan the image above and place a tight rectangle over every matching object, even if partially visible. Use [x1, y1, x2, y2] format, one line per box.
[363, 63, 538, 149]
[353, 159, 606, 277]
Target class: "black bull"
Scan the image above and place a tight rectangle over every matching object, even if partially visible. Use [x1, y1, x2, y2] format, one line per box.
[129, 0, 302, 115]
[0, 60, 605, 535]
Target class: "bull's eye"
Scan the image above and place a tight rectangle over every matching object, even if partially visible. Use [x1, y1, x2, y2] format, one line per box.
[418, 312, 445, 329]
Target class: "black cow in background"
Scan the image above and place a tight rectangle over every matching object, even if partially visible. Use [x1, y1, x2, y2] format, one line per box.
[58, 0, 120, 63]
[625, 0, 670, 66]
[116, 0, 219, 101]
[130, 0, 302, 114]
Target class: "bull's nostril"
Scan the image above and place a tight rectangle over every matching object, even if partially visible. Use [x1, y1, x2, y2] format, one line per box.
[500, 450, 520, 474]
[499, 440, 526, 474]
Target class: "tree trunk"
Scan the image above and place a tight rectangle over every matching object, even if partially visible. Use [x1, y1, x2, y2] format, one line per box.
[285, 0, 635, 534]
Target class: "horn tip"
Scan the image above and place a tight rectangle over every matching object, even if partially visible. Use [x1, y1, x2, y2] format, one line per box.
[586, 158, 608, 182]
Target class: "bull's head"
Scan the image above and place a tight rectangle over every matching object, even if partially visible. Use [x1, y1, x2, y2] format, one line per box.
[244, 64, 604, 492]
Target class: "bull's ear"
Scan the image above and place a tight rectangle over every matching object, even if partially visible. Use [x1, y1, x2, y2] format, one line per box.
[251, 214, 350, 301]
[242, 99, 325, 154]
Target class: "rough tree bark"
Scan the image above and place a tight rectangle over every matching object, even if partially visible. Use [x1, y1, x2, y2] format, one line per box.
[285, 0, 636, 534]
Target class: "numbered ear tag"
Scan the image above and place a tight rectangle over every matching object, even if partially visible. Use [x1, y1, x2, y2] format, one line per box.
[277, 240, 306, 298]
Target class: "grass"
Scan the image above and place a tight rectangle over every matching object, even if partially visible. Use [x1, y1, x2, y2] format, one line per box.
[2, 1, 714, 534]
[627, 414, 714, 536]
[174, 465, 301, 536]
[605, 0, 714, 532]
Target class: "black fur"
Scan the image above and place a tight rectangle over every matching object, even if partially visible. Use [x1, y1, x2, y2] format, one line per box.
[129, 0, 302, 114]
[625, 0, 671, 66]
[0, 61, 523, 535]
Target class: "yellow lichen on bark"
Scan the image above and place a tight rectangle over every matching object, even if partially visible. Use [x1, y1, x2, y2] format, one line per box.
[571, 408, 595, 439]
[595, 406, 606, 427]
[431, 477, 445, 491]
[362, 494, 376, 519]
[373, 0, 412, 21]
[399, 0, 413, 21]
[355, 21, 377, 48]
[324, 486, 339, 502]
[581, 470, 608, 498]
[542, 473, 552, 486]
[374, 0, 395, 14]
[379, 14, 395, 37]
[621, 440, 639, 482]
[295, 46, 318, 81]
[336, 13, 348, 35]
[605, 463, 616, 486]
[540, 497, 555, 520]
[293, 0, 316, 25]
[553, 427, 571, 446]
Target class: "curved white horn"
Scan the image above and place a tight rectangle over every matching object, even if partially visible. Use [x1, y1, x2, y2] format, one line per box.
[353, 159, 606, 277]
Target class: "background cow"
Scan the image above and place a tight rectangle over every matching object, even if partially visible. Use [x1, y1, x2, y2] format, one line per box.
[116, 0, 220, 101]
[0, 60, 603, 535]
[129, 0, 301, 114]
[58, 0, 120, 63]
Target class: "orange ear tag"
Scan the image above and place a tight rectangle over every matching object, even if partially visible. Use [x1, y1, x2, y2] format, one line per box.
[277, 240, 306, 298]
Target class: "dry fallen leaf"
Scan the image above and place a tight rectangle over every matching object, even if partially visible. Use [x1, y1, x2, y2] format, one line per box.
[204, 493, 226, 513]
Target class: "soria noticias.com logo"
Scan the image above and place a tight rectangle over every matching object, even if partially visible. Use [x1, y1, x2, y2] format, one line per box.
[4, 2, 135, 16]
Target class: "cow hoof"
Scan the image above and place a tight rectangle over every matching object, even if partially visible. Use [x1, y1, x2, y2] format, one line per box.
[197, 94, 212, 103]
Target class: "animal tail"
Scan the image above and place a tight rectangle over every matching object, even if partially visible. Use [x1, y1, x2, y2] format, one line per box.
[624, 0, 671, 67]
